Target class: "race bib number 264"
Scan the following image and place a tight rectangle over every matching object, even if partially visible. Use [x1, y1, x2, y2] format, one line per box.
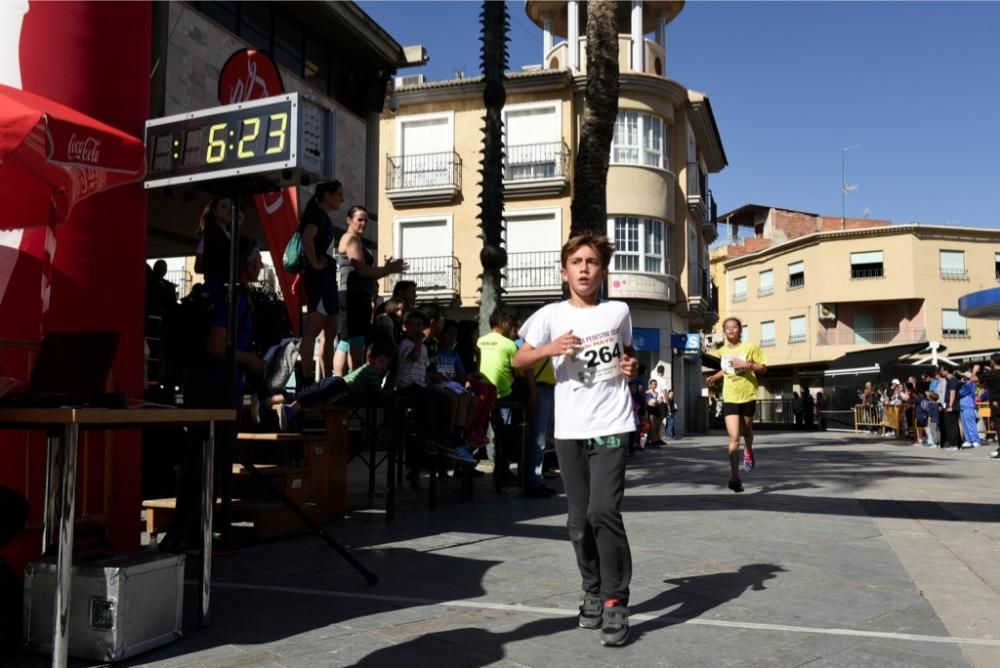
[567, 333, 623, 388]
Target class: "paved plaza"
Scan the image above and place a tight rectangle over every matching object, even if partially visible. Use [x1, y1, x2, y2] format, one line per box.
[14, 429, 1000, 667]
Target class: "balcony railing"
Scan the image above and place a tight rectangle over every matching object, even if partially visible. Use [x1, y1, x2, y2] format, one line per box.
[163, 269, 192, 299]
[939, 268, 969, 280]
[850, 266, 885, 280]
[733, 292, 747, 303]
[505, 142, 569, 181]
[761, 337, 775, 348]
[504, 250, 562, 291]
[758, 285, 774, 297]
[384, 256, 460, 298]
[788, 333, 807, 343]
[385, 151, 461, 203]
[787, 275, 805, 290]
[942, 329, 970, 339]
[816, 327, 927, 346]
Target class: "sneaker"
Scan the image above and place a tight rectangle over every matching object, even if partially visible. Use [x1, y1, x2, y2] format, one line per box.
[600, 599, 629, 646]
[453, 445, 477, 464]
[990, 449, 1000, 459]
[578, 592, 602, 629]
[542, 468, 558, 479]
[962, 442, 971, 449]
[743, 450, 755, 473]
[277, 404, 294, 432]
[728, 477, 744, 493]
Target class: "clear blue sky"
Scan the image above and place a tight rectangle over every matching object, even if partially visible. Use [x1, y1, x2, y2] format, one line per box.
[360, 1, 1000, 228]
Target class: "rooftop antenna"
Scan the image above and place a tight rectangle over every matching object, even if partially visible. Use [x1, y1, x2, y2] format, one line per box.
[842, 144, 861, 228]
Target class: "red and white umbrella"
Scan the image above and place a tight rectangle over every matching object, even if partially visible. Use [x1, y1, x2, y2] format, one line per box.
[0, 83, 146, 323]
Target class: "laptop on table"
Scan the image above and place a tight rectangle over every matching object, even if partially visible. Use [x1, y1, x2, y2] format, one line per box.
[0, 331, 126, 408]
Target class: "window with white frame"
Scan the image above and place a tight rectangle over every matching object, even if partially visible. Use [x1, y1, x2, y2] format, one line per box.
[760, 321, 776, 347]
[788, 261, 805, 289]
[504, 209, 562, 288]
[733, 276, 747, 302]
[607, 216, 667, 273]
[850, 250, 884, 279]
[611, 111, 667, 169]
[942, 309, 969, 337]
[789, 315, 806, 343]
[741, 324, 750, 340]
[504, 103, 561, 180]
[396, 113, 454, 189]
[995, 252, 1000, 279]
[939, 250, 967, 280]
[758, 269, 774, 296]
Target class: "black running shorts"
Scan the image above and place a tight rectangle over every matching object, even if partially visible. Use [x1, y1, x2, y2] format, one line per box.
[722, 401, 756, 418]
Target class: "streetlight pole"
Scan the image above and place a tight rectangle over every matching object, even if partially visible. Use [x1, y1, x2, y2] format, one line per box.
[842, 144, 861, 228]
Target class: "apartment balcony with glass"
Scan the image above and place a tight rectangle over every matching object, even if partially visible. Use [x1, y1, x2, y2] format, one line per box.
[385, 150, 462, 205]
[816, 327, 927, 346]
[383, 255, 461, 304]
[503, 250, 563, 303]
[503, 141, 570, 198]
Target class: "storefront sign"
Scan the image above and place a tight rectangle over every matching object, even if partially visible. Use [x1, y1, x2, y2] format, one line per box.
[671, 332, 702, 354]
[608, 272, 673, 302]
[633, 327, 660, 352]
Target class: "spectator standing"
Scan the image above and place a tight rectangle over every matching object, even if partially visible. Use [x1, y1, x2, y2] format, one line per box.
[645, 380, 662, 446]
[333, 205, 407, 376]
[926, 392, 941, 447]
[298, 181, 344, 385]
[815, 391, 827, 431]
[664, 388, 678, 440]
[941, 366, 961, 449]
[477, 308, 521, 483]
[959, 367, 983, 448]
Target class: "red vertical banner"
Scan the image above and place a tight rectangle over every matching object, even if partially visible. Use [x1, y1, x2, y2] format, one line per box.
[218, 49, 303, 333]
[0, 0, 151, 568]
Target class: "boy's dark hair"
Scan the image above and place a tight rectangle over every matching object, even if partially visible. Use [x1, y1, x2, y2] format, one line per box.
[442, 319, 459, 333]
[392, 280, 417, 297]
[405, 311, 425, 327]
[561, 234, 614, 269]
[489, 307, 516, 330]
[366, 340, 394, 361]
[421, 304, 442, 323]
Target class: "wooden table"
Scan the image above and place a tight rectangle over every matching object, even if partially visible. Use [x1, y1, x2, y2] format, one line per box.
[0, 407, 235, 668]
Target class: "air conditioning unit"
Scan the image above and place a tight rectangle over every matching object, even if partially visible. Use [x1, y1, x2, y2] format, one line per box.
[394, 74, 426, 87]
[817, 303, 837, 320]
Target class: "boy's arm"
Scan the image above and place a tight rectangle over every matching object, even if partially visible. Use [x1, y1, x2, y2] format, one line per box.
[513, 330, 581, 369]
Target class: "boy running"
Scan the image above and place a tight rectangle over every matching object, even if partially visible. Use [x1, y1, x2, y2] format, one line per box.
[513, 234, 638, 647]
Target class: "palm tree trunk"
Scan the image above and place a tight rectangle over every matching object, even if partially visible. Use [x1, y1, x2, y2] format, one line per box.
[570, 0, 620, 237]
[477, 0, 509, 334]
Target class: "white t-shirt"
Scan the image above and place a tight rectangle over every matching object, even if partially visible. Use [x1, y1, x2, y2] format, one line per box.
[518, 300, 634, 440]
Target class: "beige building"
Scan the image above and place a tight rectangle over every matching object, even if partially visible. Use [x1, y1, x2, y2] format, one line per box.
[377, 0, 726, 431]
[710, 206, 1000, 398]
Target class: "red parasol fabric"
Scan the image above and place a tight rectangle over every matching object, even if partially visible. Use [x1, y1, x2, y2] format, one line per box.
[0, 83, 146, 228]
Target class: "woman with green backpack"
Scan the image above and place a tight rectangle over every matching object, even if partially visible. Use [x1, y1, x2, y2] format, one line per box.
[297, 180, 343, 385]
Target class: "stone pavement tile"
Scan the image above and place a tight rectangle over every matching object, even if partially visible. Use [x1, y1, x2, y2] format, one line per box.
[798, 638, 970, 667]
[122, 646, 284, 668]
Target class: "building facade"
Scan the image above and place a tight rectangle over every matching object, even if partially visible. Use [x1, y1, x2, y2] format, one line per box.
[710, 213, 1000, 398]
[148, 1, 421, 260]
[377, 0, 727, 432]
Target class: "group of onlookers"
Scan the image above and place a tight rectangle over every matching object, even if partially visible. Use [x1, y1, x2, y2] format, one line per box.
[625, 364, 678, 453]
[857, 359, 1000, 456]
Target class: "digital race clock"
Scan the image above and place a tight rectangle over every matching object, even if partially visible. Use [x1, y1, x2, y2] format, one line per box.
[144, 92, 334, 191]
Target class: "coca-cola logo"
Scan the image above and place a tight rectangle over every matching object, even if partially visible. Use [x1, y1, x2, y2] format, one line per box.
[218, 49, 284, 105]
[67, 134, 101, 164]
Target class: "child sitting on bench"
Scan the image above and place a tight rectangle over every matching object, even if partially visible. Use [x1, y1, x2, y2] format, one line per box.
[277, 341, 393, 430]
